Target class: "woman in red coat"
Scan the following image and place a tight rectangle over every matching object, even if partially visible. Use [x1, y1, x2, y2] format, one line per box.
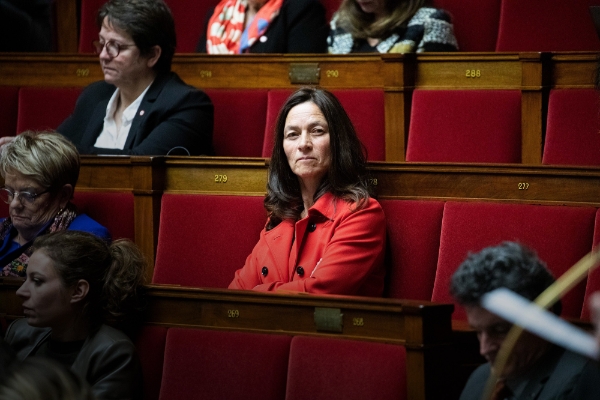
[229, 88, 386, 296]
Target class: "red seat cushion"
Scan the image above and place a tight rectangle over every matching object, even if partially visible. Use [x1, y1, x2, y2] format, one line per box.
[433, 0, 501, 51]
[160, 328, 291, 400]
[543, 89, 600, 167]
[431, 202, 596, 321]
[286, 336, 407, 400]
[380, 199, 444, 300]
[17, 87, 82, 133]
[582, 209, 600, 320]
[204, 89, 268, 157]
[495, 0, 600, 51]
[134, 326, 168, 400]
[72, 191, 135, 241]
[263, 89, 386, 161]
[406, 90, 521, 163]
[153, 194, 266, 287]
[0, 86, 19, 137]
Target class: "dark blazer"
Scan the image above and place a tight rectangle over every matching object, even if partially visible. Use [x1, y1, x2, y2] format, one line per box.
[58, 72, 213, 156]
[5, 318, 143, 400]
[459, 347, 600, 400]
[197, 0, 328, 53]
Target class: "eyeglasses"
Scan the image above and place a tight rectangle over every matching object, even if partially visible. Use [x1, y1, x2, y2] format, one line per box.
[0, 187, 51, 205]
[92, 40, 136, 57]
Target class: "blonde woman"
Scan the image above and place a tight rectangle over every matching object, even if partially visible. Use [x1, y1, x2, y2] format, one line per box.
[328, 0, 458, 53]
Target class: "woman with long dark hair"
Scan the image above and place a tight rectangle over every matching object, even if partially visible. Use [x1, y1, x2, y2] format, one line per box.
[229, 87, 386, 296]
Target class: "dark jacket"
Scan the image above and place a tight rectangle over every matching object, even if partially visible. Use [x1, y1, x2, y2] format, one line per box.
[5, 318, 143, 400]
[198, 0, 328, 53]
[58, 72, 214, 155]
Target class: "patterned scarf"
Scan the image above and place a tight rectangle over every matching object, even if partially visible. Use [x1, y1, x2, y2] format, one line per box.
[206, 0, 284, 54]
[0, 202, 78, 278]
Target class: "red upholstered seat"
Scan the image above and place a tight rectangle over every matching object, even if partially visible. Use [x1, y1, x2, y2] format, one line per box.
[432, 0, 501, 51]
[582, 209, 600, 320]
[495, 0, 600, 51]
[320, 0, 342, 22]
[380, 199, 444, 300]
[78, 0, 106, 53]
[160, 328, 291, 400]
[286, 336, 407, 400]
[134, 326, 168, 400]
[153, 194, 266, 287]
[79, 0, 213, 53]
[431, 202, 596, 321]
[263, 89, 386, 161]
[204, 89, 268, 157]
[543, 89, 600, 167]
[17, 87, 82, 133]
[72, 191, 135, 241]
[0, 86, 19, 137]
[406, 89, 521, 163]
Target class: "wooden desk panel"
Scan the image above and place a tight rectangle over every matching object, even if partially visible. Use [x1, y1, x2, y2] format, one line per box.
[550, 52, 599, 88]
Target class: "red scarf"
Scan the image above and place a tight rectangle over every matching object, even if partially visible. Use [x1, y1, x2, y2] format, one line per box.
[206, 0, 284, 54]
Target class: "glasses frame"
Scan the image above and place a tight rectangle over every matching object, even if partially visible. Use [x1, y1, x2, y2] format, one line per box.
[92, 39, 136, 57]
[0, 187, 51, 205]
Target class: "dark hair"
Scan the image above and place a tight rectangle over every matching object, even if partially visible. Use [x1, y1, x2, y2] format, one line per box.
[97, 0, 176, 73]
[336, 0, 427, 39]
[450, 242, 561, 314]
[31, 231, 146, 327]
[0, 358, 94, 400]
[265, 87, 371, 228]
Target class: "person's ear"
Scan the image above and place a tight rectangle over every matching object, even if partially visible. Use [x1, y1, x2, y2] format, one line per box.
[70, 279, 89, 304]
[57, 184, 73, 209]
[146, 45, 162, 69]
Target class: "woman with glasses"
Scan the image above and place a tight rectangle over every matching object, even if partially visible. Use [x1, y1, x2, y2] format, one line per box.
[57, 0, 213, 156]
[0, 131, 109, 278]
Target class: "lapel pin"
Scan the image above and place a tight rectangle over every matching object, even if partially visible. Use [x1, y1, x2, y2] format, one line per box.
[140, 110, 145, 116]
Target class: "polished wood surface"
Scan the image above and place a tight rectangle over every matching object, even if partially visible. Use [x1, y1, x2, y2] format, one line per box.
[1, 52, 597, 164]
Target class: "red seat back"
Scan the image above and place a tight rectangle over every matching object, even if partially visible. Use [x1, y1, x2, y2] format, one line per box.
[582, 209, 600, 320]
[380, 199, 444, 300]
[134, 326, 168, 400]
[496, 0, 600, 51]
[543, 89, 600, 167]
[72, 191, 135, 241]
[431, 202, 596, 321]
[0, 86, 19, 137]
[406, 89, 521, 163]
[433, 0, 501, 51]
[286, 336, 407, 400]
[78, 0, 106, 53]
[153, 194, 266, 287]
[17, 87, 82, 133]
[263, 89, 385, 161]
[160, 328, 291, 400]
[320, 0, 342, 22]
[204, 89, 268, 157]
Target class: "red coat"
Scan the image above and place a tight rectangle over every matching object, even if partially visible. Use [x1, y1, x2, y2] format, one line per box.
[229, 192, 386, 296]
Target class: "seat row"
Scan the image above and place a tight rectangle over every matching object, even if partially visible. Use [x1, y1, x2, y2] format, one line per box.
[135, 326, 407, 400]
[64, 0, 600, 53]
[2, 84, 600, 166]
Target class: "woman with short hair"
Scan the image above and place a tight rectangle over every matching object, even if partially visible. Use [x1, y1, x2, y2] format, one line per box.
[57, 0, 213, 155]
[328, 0, 458, 53]
[5, 230, 146, 400]
[229, 87, 386, 296]
[0, 131, 109, 278]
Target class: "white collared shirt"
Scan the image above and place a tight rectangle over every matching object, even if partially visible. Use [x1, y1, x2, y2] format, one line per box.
[94, 82, 152, 149]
